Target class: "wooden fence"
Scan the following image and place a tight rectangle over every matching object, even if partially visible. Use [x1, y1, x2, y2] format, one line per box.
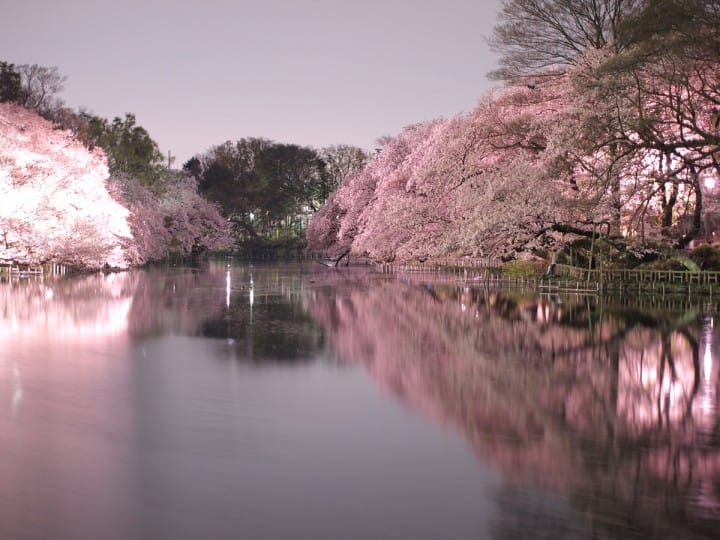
[375, 258, 720, 298]
[377, 257, 503, 274]
[552, 263, 720, 285]
[0, 263, 68, 278]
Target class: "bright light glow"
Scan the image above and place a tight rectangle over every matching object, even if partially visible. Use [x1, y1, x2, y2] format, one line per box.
[249, 275, 254, 308]
[703, 318, 714, 381]
[226, 270, 231, 308]
[704, 340, 713, 381]
[700, 319, 716, 417]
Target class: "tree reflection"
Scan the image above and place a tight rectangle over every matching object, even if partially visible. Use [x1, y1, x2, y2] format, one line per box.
[305, 275, 720, 538]
[198, 264, 324, 362]
[0, 272, 134, 339]
[0, 261, 324, 363]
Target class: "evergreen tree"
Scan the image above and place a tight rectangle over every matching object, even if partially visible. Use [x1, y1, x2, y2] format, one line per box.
[0, 61, 21, 103]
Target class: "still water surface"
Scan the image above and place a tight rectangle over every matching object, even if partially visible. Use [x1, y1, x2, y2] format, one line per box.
[0, 261, 718, 539]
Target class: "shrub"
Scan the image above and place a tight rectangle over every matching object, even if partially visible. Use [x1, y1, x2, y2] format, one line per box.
[690, 244, 720, 270]
[638, 259, 682, 270]
[501, 259, 539, 278]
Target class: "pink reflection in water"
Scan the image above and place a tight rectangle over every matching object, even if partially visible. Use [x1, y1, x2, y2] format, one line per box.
[0, 273, 135, 540]
[1, 265, 501, 540]
[305, 275, 720, 532]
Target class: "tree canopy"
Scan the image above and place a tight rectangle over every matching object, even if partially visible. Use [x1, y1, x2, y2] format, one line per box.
[0, 103, 233, 269]
[489, 0, 641, 79]
[309, 0, 720, 262]
[81, 112, 164, 186]
[0, 62, 21, 103]
[189, 139, 367, 243]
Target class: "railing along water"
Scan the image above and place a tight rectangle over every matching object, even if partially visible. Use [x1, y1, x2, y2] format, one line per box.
[552, 263, 720, 285]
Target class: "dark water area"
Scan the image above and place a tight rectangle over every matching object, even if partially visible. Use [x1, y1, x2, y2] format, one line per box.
[0, 261, 718, 539]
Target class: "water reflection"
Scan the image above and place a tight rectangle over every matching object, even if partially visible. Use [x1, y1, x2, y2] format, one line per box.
[0, 262, 500, 540]
[0, 272, 137, 540]
[0, 263, 322, 361]
[199, 264, 323, 361]
[305, 273, 720, 539]
[1, 263, 719, 539]
[0, 271, 132, 338]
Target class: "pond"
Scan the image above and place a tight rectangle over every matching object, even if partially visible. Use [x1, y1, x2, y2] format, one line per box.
[0, 261, 718, 540]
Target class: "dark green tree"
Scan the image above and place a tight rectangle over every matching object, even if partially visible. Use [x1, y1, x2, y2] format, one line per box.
[255, 143, 325, 216]
[195, 138, 326, 241]
[182, 157, 203, 181]
[195, 139, 269, 238]
[0, 61, 21, 103]
[82, 112, 164, 185]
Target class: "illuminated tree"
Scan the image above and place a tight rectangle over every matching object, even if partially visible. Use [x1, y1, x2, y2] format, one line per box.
[308, 82, 580, 261]
[0, 103, 233, 269]
[563, 1, 720, 246]
[0, 103, 133, 269]
[490, 0, 720, 247]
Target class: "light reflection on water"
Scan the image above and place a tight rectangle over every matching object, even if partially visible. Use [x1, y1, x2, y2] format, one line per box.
[0, 262, 719, 539]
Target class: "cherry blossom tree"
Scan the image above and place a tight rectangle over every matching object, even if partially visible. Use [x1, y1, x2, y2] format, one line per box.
[158, 174, 234, 256]
[0, 103, 133, 269]
[111, 173, 234, 263]
[306, 146, 384, 258]
[110, 176, 170, 264]
[351, 119, 453, 260]
[563, 18, 720, 246]
[0, 103, 234, 270]
[308, 19, 720, 263]
[308, 81, 585, 261]
[489, 0, 720, 249]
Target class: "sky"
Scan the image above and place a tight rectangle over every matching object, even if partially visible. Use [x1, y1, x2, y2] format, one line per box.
[1, 0, 503, 164]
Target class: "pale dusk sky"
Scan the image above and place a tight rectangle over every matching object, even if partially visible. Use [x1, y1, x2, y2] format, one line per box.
[1, 0, 503, 163]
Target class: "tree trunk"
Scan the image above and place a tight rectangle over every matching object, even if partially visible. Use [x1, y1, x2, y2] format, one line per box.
[675, 167, 702, 249]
